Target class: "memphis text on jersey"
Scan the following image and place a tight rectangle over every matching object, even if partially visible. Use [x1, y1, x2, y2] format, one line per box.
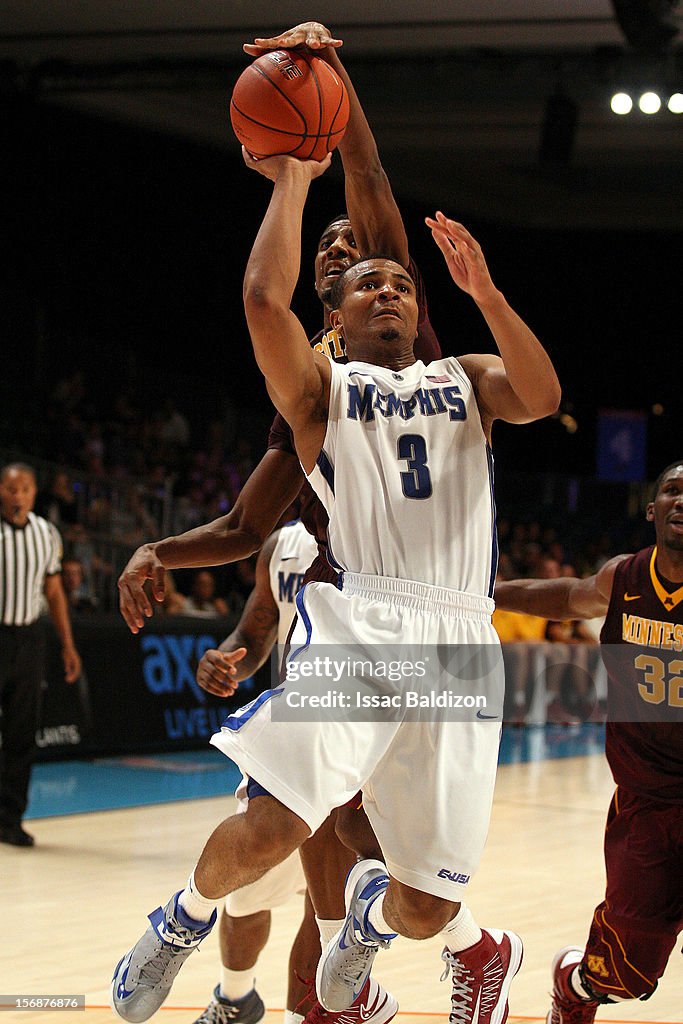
[346, 380, 467, 423]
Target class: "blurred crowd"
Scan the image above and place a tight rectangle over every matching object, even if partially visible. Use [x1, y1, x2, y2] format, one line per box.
[23, 367, 271, 616]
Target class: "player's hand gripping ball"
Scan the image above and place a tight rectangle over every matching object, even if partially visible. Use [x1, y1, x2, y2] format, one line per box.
[230, 49, 349, 161]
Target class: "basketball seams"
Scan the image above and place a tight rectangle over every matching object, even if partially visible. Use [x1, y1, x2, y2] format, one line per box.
[300, 52, 325, 160]
[247, 62, 308, 132]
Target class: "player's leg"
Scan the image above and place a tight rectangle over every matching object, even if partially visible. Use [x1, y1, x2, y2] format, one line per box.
[547, 788, 683, 1023]
[296, 807, 398, 1024]
[190, 908, 270, 1024]
[286, 891, 321, 1023]
[111, 792, 310, 1023]
[316, 594, 520, 1024]
[334, 798, 383, 860]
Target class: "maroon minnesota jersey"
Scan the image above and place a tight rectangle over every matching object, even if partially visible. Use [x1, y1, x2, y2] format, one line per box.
[600, 545, 683, 803]
[267, 258, 441, 585]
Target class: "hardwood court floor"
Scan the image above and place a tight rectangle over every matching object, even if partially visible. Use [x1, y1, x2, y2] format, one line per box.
[3, 754, 681, 1023]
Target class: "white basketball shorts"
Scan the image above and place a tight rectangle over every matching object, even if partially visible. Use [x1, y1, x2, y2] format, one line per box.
[211, 573, 502, 900]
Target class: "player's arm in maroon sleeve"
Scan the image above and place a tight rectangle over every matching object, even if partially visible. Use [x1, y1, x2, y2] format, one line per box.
[118, 446, 303, 634]
[408, 257, 442, 361]
[494, 555, 627, 621]
[244, 22, 410, 267]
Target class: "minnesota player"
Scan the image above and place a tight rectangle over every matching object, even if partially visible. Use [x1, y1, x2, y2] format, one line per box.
[111, 125, 560, 1024]
[495, 460, 683, 1023]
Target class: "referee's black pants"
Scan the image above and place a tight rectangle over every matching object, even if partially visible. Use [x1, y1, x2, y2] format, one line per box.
[0, 623, 44, 827]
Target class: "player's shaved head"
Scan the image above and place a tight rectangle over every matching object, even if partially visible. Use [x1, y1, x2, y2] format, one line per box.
[653, 461, 683, 498]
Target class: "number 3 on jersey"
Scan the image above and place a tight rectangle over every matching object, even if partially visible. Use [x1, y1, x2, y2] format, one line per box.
[397, 433, 432, 499]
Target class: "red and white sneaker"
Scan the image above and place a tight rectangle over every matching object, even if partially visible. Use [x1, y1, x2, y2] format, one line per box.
[303, 978, 397, 1024]
[441, 928, 523, 1024]
[547, 948, 599, 1024]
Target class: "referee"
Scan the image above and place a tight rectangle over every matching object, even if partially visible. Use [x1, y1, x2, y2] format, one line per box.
[0, 462, 82, 847]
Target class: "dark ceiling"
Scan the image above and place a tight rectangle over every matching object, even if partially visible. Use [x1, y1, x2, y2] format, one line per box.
[2, 1, 682, 228]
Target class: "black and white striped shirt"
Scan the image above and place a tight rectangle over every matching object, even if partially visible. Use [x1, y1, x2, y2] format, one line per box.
[0, 512, 62, 626]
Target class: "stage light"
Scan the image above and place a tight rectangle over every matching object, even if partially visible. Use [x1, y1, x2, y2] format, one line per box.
[611, 91, 634, 113]
[639, 90, 662, 111]
[668, 92, 683, 111]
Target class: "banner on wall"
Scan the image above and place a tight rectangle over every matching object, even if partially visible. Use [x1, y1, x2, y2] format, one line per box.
[36, 615, 267, 760]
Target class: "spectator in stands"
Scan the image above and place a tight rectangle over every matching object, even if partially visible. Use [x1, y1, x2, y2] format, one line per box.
[159, 398, 191, 453]
[62, 557, 98, 614]
[35, 469, 79, 531]
[66, 521, 112, 606]
[111, 487, 158, 547]
[183, 570, 229, 619]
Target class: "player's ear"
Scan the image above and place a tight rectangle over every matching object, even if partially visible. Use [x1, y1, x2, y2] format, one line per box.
[645, 502, 655, 521]
[330, 308, 343, 335]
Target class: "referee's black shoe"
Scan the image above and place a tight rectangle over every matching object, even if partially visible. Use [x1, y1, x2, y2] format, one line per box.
[0, 824, 35, 847]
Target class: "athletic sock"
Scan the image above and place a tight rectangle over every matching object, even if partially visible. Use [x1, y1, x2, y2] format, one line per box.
[284, 1011, 305, 1024]
[440, 904, 483, 952]
[570, 967, 601, 1002]
[316, 917, 345, 945]
[365, 892, 397, 942]
[220, 966, 256, 1001]
[177, 870, 223, 924]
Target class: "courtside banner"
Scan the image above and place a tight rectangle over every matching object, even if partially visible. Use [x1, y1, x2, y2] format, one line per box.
[37, 614, 268, 759]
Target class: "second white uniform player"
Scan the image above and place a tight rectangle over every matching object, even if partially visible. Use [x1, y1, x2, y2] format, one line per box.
[227, 519, 317, 918]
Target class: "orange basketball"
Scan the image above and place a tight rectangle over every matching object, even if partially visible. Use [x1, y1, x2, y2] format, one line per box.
[230, 50, 349, 161]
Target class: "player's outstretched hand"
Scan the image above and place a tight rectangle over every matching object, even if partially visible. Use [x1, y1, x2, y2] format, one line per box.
[118, 544, 166, 634]
[242, 146, 332, 181]
[425, 213, 499, 306]
[244, 22, 342, 57]
[197, 647, 248, 697]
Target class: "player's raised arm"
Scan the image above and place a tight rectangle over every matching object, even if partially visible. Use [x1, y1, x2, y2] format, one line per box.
[426, 212, 561, 431]
[244, 21, 408, 266]
[242, 150, 331, 471]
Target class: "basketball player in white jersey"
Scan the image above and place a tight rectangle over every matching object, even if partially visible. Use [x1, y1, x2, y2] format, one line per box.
[112, 147, 561, 1024]
[190, 519, 398, 1024]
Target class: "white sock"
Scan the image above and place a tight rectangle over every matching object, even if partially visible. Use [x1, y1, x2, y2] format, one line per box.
[177, 870, 222, 924]
[284, 1011, 305, 1024]
[366, 893, 396, 939]
[316, 917, 344, 946]
[220, 966, 255, 1001]
[569, 966, 598, 1002]
[441, 904, 483, 953]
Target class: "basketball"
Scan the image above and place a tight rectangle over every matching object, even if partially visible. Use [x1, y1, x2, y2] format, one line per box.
[230, 49, 350, 161]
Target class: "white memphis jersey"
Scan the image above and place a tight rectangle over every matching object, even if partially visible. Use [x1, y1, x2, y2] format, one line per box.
[307, 357, 497, 597]
[269, 520, 318, 644]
